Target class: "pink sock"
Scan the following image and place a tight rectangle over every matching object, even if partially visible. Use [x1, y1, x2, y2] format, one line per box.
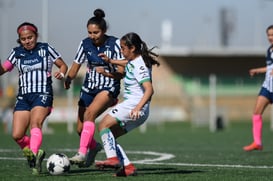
[89, 138, 97, 150]
[30, 128, 42, 155]
[252, 114, 262, 146]
[16, 135, 30, 149]
[79, 121, 95, 154]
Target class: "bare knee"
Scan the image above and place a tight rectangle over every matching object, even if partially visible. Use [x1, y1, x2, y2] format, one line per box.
[12, 132, 24, 142]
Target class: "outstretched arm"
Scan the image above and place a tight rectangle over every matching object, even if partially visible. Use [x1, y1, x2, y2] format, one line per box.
[95, 65, 125, 80]
[98, 53, 128, 67]
[64, 62, 81, 89]
[54, 58, 68, 80]
[249, 67, 267, 77]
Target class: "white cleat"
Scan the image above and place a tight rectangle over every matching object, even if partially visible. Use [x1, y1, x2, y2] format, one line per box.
[69, 152, 86, 165]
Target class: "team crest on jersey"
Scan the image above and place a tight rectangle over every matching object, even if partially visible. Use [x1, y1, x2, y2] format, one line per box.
[104, 46, 112, 58]
[38, 48, 46, 57]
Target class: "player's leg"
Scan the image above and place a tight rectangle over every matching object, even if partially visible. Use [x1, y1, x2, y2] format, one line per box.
[115, 144, 137, 177]
[243, 95, 269, 151]
[13, 110, 32, 165]
[29, 106, 50, 174]
[70, 91, 112, 164]
[76, 105, 85, 136]
[95, 117, 123, 169]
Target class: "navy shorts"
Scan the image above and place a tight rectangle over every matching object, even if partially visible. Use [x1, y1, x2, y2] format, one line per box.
[259, 87, 273, 103]
[78, 87, 120, 107]
[14, 93, 53, 111]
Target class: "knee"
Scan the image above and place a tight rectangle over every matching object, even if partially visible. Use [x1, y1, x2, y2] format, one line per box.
[12, 132, 23, 142]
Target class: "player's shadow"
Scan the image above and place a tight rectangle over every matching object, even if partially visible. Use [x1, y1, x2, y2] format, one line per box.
[137, 167, 203, 175]
[67, 168, 113, 176]
[58, 167, 203, 177]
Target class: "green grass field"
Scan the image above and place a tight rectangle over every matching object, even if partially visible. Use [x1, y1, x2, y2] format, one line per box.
[1, 121, 273, 181]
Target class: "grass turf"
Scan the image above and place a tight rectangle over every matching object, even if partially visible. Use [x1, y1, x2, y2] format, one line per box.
[1, 121, 273, 180]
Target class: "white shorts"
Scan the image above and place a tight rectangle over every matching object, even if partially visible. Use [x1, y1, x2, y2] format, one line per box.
[108, 100, 149, 132]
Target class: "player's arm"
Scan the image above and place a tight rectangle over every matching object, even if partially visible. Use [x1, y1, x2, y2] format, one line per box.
[0, 61, 6, 75]
[130, 81, 154, 120]
[0, 59, 14, 75]
[53, 57, 68, 80]
[98, 53, 128, 67]
[64, 62, 81, 89]
[249, 67, 267, 77]
[108, 59, 128, 67]
[96, 65, 125, 80]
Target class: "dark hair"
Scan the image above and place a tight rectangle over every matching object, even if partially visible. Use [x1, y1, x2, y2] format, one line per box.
[121, 32, 160, 68]
[16, 22, 38, 44]
[266, 25, 273, 33]
[86, 9, 107, 32]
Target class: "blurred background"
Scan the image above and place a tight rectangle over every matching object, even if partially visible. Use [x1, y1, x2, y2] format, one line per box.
[1, 0, 273, 133]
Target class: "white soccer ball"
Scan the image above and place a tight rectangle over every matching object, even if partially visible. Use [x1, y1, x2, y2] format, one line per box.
[46, 153, 70, 175]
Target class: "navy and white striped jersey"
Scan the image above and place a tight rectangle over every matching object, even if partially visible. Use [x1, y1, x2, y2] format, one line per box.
[262, 45, 273, 92]
[74, 35, 123, 93]
[7, 42, 61, 95]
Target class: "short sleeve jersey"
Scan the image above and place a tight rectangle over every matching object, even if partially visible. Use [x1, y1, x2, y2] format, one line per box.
[6, 42, 61, 95]
[74, 35, 123, 92]
[262, 45, 273, 92]
[123, 56, 152, 104]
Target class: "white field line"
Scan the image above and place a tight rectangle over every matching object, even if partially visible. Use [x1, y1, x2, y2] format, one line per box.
[1, 149, 273, 169]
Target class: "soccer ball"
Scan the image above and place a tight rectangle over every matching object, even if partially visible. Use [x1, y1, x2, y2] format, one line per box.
[46, 153, 70, 175]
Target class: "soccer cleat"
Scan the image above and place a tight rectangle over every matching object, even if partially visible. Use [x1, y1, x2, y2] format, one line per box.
[22, 147, 35, 168]
[115, 164, 137, 177]
[243, 142, 263, 151]
[32, 149, 46, 175]
[78, 142, 102, 168]
[69, 152, 86, 165]
[95, 157, 121, 169]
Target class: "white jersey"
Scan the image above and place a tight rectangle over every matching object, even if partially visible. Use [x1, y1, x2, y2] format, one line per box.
[108, 55, 152, 132]
[262, 46, 273, 92]
[123, 56, 151, 104]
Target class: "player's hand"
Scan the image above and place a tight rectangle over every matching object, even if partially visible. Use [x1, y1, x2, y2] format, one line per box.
[249, 69, 257, 77]
[98, 53, 111, 63]
[64, 77, 71, 89]
[129, 110, 143, 120]
[54, 71, 64, 80]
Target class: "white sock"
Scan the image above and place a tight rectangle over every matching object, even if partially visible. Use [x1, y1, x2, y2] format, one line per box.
[116, 144, 131, 166]
[100, 128, 117, 158]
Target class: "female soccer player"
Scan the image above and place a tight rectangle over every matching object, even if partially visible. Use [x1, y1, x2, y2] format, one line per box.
[243, 25, 273, 151]
[65, 9, 125, 167]
[95, 32, 160, 176]
[0, 22, 68, 174]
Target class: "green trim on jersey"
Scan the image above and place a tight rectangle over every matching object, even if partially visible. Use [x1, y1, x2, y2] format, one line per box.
[139, 78, 151, 84]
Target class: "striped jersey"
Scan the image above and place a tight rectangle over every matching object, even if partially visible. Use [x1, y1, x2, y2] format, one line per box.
[74, 35, 123, 93]
[6, 42, 61, 95]
[262, 45, 273, 92]
[123, 56, 152, 104]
